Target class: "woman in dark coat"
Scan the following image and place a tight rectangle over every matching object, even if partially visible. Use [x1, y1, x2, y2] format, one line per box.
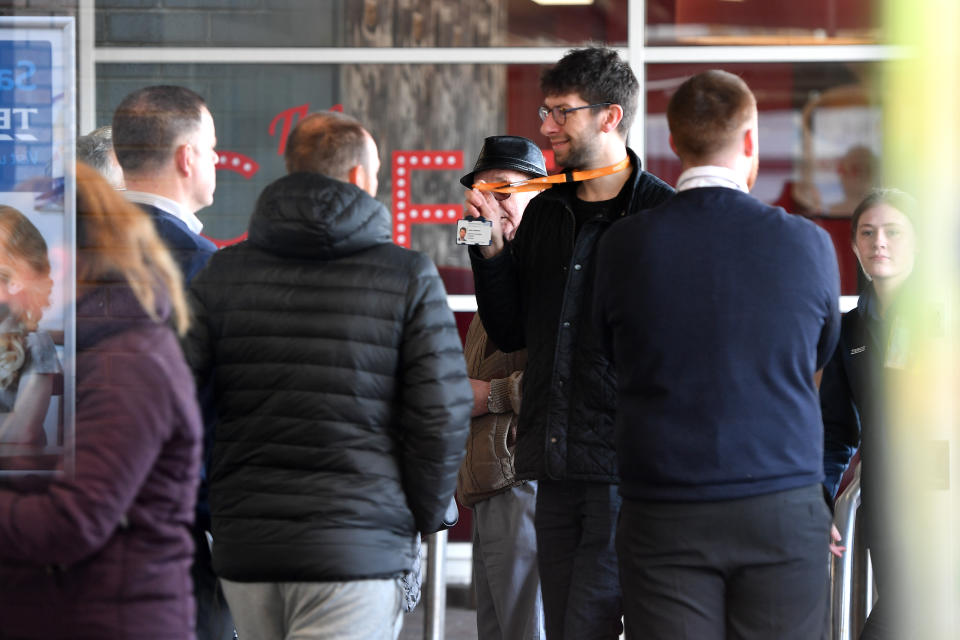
[821, 188, 917, 640]
[0, 163, 202, 639]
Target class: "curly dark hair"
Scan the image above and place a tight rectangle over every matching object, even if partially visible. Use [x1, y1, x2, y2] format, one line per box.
[540, 47, 638, 137]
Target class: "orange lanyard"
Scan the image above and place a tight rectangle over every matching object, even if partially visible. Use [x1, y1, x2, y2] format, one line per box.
[472, 156, 631, 194]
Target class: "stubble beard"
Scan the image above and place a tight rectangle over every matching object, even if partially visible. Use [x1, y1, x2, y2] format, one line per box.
[556, 131, 602, 170]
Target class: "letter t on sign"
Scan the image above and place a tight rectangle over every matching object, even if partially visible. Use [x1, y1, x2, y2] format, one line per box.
[391, 150, 463, 248]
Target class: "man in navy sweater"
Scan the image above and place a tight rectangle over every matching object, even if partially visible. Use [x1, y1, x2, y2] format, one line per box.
[594, 70, 841, 639]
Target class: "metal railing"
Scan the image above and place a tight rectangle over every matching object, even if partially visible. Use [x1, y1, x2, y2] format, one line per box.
[829, 462, 874, 640]
[423, 530, 448, 640]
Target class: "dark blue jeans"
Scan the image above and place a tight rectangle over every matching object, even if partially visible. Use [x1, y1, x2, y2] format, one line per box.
[534, 479, 623, 640]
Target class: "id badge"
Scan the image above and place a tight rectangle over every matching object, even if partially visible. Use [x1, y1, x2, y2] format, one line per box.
[456, 217, 492, 246]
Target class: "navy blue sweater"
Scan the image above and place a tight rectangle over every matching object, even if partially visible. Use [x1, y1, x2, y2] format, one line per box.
[594, 187, 840, 502]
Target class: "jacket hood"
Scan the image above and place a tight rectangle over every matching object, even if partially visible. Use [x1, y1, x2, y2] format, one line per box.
[248, 172, 392, 259]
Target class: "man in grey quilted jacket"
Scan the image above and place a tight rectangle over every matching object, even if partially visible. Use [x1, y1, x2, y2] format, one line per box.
[183, 111, 472, 640]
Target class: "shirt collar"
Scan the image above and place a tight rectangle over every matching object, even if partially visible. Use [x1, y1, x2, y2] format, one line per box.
[675, 165, 749, 194]
[124, 191, 204, 235]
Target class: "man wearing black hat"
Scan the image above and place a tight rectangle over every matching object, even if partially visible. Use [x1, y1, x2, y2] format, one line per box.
[458, 135, 547, 640]
[468, 48, 674, 640]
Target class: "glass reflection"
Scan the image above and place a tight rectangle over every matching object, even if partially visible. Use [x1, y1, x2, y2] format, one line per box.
[94, 0, 628, 49]
[646, 62, 882, 294]
[647, 0, 879, 46]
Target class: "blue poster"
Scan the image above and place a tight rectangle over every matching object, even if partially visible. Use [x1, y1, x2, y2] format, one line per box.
[0, 18, 73, 474]
[0, 40, 52, 192]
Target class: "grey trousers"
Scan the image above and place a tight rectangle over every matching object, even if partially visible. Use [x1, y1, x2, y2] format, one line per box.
[472, 481, 545, 640]
[220, 577, 403, 640]
[617, 484, 831, 640]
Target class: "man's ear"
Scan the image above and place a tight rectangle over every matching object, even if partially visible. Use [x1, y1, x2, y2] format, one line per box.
[668, 134, 678, 158]
[174, 143, 192, 177]
[600, 104, 624, 134]
[347, 163, 366, 189]
[743, 127, 756, 159]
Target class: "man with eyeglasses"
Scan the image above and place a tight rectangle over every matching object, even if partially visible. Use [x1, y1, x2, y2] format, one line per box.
[468, 47, 674, 640]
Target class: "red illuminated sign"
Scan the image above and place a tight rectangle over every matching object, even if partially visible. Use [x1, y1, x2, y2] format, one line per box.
[212, 105, 552, 250]
[215, 151, 259, 179]
[391, 150, 464, 248]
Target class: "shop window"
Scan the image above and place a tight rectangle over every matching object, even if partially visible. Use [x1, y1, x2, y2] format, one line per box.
[647, 0, 879, 45]
[97, 62, 529, 281]
[95, 0, 627, 48]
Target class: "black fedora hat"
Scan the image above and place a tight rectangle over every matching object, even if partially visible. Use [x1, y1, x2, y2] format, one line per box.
[460, 135, 547, 188]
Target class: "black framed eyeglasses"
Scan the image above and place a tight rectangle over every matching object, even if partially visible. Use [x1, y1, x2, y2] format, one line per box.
[538, 102, 613, 125]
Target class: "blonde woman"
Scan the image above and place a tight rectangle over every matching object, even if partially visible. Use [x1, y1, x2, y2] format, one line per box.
[0, 205, 58, 446]
[0, 164, 202, 639]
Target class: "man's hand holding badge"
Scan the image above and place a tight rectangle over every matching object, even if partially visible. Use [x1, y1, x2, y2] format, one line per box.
[455, 135, 552, 257]
[456, 147, 630, 257]
[460, 185, 502, 254]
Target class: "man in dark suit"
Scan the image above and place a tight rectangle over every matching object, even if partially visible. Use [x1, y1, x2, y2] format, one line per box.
[112, 85, 218, 282]
[594, 70, 841, 639]
[112, 85, 228, 640]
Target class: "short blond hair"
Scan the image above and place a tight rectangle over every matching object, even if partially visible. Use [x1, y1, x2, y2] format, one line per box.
[667, 70, 756, 163]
